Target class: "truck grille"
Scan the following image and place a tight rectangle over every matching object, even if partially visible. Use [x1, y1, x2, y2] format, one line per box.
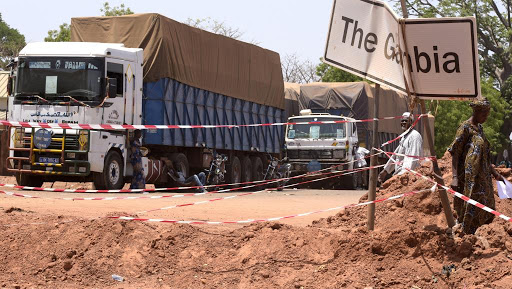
[24, 133, 80, 150]
[287, 150, 333, 159]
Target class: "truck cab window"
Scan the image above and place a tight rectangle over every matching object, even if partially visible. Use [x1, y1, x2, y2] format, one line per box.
[107, 63, 124, 97]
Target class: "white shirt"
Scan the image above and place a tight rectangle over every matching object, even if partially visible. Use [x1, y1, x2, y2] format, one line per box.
[384, 129, 423, 175]
[355, 146, 370, 168]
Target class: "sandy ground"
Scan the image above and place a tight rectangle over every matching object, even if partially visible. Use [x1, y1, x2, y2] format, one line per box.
[0, 176, 366, 229]
[1, 155, 511, 289]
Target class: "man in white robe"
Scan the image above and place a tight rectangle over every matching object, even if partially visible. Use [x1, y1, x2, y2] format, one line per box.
[379, 112, 423, 181]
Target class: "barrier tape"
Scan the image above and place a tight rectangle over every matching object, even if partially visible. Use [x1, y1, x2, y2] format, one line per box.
[0, 153, 379, 194]
[109, 186, 435, 224]
[133, 165, 384, 215]
[0, 163, 381, 202]
[377, 149, 512, 223]
[381, 114, 426, 147]
[0, 115, 417, 131]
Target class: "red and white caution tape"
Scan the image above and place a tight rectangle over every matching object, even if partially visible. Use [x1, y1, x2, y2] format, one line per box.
[109, 186, 434, 224]
[0, 115, 414, 131]
[377, 149, 512, 223]
[0, 153, 379, 194]
[381, 114, 426, 147]
[0, 163, 381, 203]
[133, 165, 384, 215]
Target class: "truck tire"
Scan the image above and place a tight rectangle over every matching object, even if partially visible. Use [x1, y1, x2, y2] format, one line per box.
[251, 156, 264, 181]
[341, 174, 357, 190]
[241, 156, 252, 182]
[103, 150, 125, 190]
[226, 156, 241, 186]
[171, 153, 189, 178]
[16, 173, 44, 188]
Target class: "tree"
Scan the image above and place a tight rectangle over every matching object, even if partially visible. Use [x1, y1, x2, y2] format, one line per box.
[45, 2, 133, 42]
[429, 79, 510, 158]
[0, 13, 26, 69]
[282, 53, 319, 84]
[316, 60, 363, 82]
[100, 2, 134, 16]
[44, 23, 71, 42]
[185, 17, 260, 45]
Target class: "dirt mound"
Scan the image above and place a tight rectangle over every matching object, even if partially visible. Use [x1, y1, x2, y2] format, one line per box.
[1, 153, 511, 288]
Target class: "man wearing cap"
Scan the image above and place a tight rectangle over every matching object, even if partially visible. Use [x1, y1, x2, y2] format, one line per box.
[379, 112, 423, 181]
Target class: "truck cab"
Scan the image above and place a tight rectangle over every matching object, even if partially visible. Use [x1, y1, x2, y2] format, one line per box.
[7, 42, 144, 188]
[285, 109, 358, 183]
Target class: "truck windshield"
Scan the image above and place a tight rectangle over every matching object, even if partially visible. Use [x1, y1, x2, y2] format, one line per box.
[15, 57, 105, 104]
[287, 117, 347, 139]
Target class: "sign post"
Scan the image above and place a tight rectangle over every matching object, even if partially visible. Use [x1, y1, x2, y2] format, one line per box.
[325, 0, 462, 229]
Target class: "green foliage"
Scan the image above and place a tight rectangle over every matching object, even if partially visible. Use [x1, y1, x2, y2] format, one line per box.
[44, 23, 70, 42]
[432, 79, 511, 158]
[315, 60, 363, 82]
[0, 13, 26, 69]
[100, 2, 134, 16]
[44, 2, 134, 43]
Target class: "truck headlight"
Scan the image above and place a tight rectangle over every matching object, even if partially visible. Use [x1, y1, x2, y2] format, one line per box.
[333, 150, 345, 159]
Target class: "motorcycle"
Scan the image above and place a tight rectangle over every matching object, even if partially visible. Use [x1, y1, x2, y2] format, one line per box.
[205, 150, 228, 186]
[263, 154, 291, 191]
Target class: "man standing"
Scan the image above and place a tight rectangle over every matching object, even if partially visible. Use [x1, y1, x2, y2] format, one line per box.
[130, 129, 146, 189]
[379, 112, 423, 182]
[354, 142, 370, 189]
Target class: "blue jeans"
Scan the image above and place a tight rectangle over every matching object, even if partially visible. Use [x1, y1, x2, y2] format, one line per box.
[185, 172, 206, 192]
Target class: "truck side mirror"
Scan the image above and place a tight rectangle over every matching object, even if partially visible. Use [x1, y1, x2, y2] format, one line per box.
[107, 78, 117, 98]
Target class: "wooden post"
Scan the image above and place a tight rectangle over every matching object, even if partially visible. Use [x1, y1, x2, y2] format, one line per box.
[367, 84, 380, 230]
[400, 0, 455, 227]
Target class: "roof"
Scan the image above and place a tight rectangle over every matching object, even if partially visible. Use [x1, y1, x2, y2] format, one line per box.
[19, 42, 142, 62]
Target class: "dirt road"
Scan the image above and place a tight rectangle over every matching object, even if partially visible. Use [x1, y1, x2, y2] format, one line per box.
[0, 179, 366, 228]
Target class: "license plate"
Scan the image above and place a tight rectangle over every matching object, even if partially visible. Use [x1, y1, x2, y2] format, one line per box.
[39, 157, 59, 164]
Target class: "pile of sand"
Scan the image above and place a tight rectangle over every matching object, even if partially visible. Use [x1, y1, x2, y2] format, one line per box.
[0, 153, 511, 288]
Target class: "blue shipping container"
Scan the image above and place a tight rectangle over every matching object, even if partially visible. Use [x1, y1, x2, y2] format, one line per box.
[142, 78, 284, 154]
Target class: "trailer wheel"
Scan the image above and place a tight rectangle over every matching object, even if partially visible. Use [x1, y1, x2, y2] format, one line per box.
[251, 156, 264, 181]
[103, 150, 124, 190]
[16, 173, 44, 188]
[171, 153, 189, 178]
[241, 156, 252, 182]
[226, 156, 241, 186]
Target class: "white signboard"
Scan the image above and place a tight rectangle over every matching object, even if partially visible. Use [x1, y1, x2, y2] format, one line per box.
[324, 0, 481, 99]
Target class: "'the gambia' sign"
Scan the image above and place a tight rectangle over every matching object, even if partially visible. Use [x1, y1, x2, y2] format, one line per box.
[324, 0, 480, 99]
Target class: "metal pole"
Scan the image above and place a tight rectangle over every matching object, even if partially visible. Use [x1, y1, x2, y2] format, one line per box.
[400, 0, 455, 227]
[367, 84, 380, 230]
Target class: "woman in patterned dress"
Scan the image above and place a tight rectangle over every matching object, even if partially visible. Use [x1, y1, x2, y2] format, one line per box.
[448, 99, 503, 234]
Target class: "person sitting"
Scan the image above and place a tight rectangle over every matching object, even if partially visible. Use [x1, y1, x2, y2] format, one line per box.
[167, 161, 206, 193]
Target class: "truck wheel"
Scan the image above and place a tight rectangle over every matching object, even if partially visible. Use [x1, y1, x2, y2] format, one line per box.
[226, 156, 241, 186]
[104, 150, 124, 190]
[251, 156, 264, 181]
[16, 173, 44, 188]
[171, 153, 189, 178]
[241, 156, 252, 182]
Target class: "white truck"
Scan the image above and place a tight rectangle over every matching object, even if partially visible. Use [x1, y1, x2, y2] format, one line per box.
[285, 109, 359, 188]
[6, 14, 285, 189]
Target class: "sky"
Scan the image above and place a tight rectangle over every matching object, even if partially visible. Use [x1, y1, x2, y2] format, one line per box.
[0, 0, 394, 64]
